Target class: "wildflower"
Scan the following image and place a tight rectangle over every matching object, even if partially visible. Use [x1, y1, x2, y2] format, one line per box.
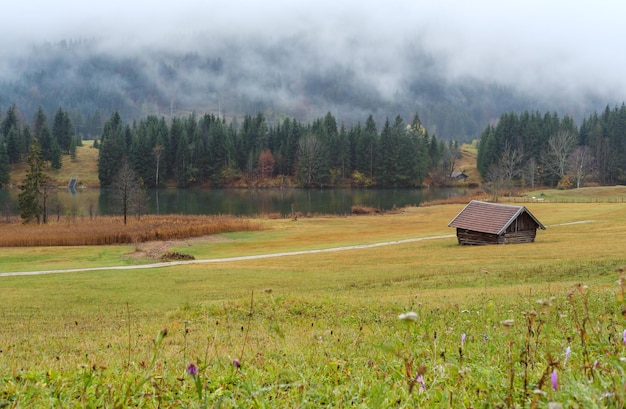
[187, 363, 198, 377]
[461, 333, 466, 348]
[536, 298, 549, 306]
[187, 362, 203, 401]
[601, 392, 616, 400]
[551, 369, 558, 391]
[415, 374, 426, 393]
[564, 346, 571, 366]
[398, 311, 418, 322]
[623, 329, 626, 345]
[233, 358, 241, 369]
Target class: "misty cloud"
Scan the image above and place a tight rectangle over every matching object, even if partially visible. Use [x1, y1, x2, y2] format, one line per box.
[1, 0, 625, 136]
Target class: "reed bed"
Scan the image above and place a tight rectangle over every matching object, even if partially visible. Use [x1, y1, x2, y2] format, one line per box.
[0, 215, 264, 247]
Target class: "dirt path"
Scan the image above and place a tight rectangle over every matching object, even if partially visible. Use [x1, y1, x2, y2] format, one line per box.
[0, 234, 455, 278]
[0, 220, 594, 278]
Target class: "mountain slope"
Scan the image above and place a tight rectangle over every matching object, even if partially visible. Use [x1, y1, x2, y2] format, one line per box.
[0, 39, 613, 140]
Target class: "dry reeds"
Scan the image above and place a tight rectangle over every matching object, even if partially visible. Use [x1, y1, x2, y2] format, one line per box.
[0, 215, 264, 247]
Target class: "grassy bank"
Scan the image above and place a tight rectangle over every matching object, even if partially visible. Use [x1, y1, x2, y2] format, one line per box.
[1, 200, 626, 407]
[9, 140, 100, 188]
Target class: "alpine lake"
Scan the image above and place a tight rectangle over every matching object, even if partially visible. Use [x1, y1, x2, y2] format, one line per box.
[0, 187, 466, 218]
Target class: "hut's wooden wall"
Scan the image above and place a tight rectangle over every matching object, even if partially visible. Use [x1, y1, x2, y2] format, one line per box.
[456, 229, 499, 245]
[504, 213, 537, 234]
[501, 229, 537, 244]
[456, 227, 537, 245]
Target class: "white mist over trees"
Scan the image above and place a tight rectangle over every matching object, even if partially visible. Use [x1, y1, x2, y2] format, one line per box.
[1, 1, 624, 142]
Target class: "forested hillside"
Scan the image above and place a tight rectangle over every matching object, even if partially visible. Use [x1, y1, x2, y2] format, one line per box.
[477, 105, 626, 189]
[96, 111, 459, 189]
[0, 101, 463, 189]
[0, 39, 610, 142]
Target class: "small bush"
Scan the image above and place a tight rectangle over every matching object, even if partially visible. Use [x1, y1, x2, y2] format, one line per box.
[159, 251, 195, 261]
[351, 205, 380, 215]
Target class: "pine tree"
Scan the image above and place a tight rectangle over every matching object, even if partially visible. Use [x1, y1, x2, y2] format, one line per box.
[50, 141, 62, 169]
[52, 107, 74, 154]
[0, 139, 10, 187]
[18, 138, 52, 224]
[33, 107, 47, 140]
[207, 119, 229, 186]
[98, 112, 126, 187]
[377, 118, 393, 187]
[5, 126, 21, 164]
[39, 125, 54, 161]
[362, 115, 378, 179]
[406, 113, 429, 186]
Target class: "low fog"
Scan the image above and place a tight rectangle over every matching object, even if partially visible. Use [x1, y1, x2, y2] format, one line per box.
[1, 0, 624, 137]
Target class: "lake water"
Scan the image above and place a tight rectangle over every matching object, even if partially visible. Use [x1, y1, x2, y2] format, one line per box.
[0, 187, 466, 217]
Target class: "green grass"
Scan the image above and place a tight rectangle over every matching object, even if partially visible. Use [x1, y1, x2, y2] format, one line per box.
[0, 245, 138, 272]
[524, 185, 626, 202]
[2, 200, 626, 407]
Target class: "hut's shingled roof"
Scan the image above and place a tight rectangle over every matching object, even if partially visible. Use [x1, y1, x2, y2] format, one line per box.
[448, 200, 545, 235]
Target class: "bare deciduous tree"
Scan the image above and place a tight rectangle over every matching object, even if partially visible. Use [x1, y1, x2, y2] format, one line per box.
[522, 157, 538, 190]
[500, 142, 522, 190]
[567, 145, 595, 188]
[544, 130, 578, 181]
[153, 144, 164, 188]
[111, 157, 148, 225]
[297, 133, 327, 187]
[484, 163, 505, 202]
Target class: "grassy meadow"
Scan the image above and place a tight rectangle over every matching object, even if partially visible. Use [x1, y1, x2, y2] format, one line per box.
[8, 140, 100, 188]
[1, 196, 626, 407]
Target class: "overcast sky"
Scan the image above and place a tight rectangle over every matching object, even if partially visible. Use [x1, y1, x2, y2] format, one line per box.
[2, 0, 625, 100]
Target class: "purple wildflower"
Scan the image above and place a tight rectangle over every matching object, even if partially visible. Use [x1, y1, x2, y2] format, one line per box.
[416, 374, 426, 392]
[187, 363, 198, 377]
[461, 333, 466, 348]
[564, 346, 571, 366]
[551, 369, 558, 391]
[623, 329, 626, 344]
[233, 358, 241, 369]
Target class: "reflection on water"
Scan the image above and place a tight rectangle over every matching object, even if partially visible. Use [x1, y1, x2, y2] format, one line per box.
[0, 187, 466, 217]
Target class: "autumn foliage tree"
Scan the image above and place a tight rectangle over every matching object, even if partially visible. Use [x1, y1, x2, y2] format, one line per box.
[257, 149, 275, 180]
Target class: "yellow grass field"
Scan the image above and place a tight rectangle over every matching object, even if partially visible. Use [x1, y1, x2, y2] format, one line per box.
[1, 199, 626, 407]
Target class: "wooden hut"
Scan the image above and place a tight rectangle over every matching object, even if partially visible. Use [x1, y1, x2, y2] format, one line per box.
[450, 171, 468, 181]
[448, 200, 545, 245]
